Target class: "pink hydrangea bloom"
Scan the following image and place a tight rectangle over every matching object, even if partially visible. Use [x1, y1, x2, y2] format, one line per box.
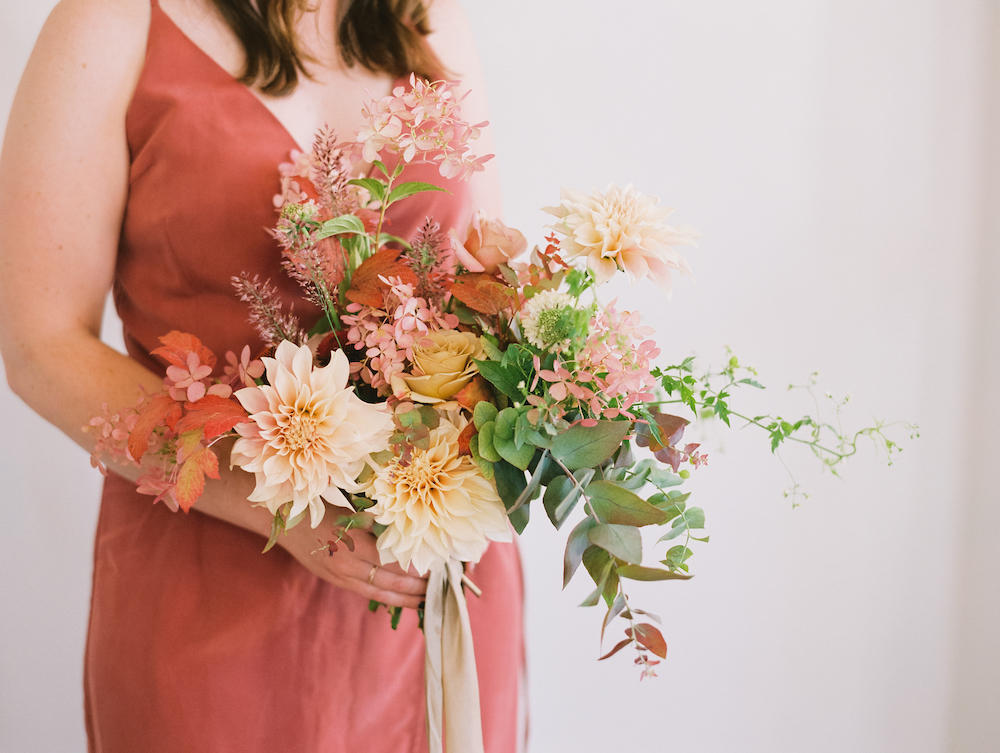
[353, 75, 493, 180]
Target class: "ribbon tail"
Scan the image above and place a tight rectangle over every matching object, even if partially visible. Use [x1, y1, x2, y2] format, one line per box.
[424, 558, 485, 753]
[443, 557, 485, 753]
[425, 564, 446, 753]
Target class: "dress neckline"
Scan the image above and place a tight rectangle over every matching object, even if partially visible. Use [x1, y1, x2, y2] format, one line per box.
[151, 1, 405, 164]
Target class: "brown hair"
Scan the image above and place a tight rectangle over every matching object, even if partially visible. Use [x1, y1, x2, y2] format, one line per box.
[208, 0, 444, 96]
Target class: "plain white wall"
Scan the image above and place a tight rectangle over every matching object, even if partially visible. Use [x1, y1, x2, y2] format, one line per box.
[1, 1, 996, 752]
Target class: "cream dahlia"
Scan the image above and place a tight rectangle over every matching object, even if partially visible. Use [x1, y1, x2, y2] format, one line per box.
[231, 341, 393, 528]
[360, 415, 511, 574]
[544, 184, 698, 294]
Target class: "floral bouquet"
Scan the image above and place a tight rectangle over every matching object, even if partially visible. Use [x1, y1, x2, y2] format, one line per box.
[87, 75, 905, 753]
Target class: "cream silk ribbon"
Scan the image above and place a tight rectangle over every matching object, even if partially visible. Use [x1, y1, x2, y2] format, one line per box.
[424, 558, 484, 753]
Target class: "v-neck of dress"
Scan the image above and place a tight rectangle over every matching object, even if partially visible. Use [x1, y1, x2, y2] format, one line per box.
[151, 0, 404, 163]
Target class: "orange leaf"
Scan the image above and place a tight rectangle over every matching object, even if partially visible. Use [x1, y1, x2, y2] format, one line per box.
[174, 395, 249, 440]
[174, 447, 220, 512]
[453, 375, 493, 413]
[628, 623, 667, 659]
[450, 273, 517, 316]
[151, 331, 217, 370]
[457, 421, 477, 456]
[127, 394, 182, 463]
[345, 247, 419, 309]
[294, 177, 322, 204]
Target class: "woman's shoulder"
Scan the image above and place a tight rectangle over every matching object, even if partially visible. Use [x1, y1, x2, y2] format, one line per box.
[33, 0, 150, 83]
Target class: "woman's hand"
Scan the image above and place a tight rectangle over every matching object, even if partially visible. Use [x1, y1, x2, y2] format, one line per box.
[278, 512, 428, 609]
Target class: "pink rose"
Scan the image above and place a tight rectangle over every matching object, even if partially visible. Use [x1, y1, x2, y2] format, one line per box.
[453, 211, 527, 274]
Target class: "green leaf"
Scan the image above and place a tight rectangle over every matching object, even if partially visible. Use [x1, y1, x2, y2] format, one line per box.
[493, 430, 535, 470]
[475, 359, 523, 401]
[648, 468, 684, 488]
[579, 585, 603, 607]
[468, 435, 494, 480]
[582, 545, 611, 585]
[586, 480, 669, 527]
[262, 503, 291, 553]
[347, 177, 386, 203]
[473, 401, 498, 430]
[588, 523, 642, 564]
[494, 459, 527, 509]
[477, 421, 502, 462]
[480, 334, 504, 361]
[662, 545, 693, 570]
[508, 502, 530, 534]
[601, 592, 627, 643]
[550, 420, 632, 472]
[386, 181, 449, 205]
[315, 213, 367, 238]
[508, 450, 549, 514]
[542, 470, 592, 529]
[563, 518, 597, 588]
[617, 564, 692, 581]
[494, 407, 518, 441]
[678, 506, 706, 530]
[372, 159, 389, 178]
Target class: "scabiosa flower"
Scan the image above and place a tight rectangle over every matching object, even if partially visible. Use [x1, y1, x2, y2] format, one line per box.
[520, 290, 578, 353]
[544, 184, 698, 294]
[231, 342, 393, 528]
[360, 414, 511, 574]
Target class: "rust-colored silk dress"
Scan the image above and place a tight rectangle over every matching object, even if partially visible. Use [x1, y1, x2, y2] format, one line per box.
[85, 3, 524, 751]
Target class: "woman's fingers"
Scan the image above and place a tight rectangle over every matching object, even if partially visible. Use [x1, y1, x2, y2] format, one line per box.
[330, 549, 427, 596]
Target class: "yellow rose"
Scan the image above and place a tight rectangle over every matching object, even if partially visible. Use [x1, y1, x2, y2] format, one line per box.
[393, 330, 485, 403]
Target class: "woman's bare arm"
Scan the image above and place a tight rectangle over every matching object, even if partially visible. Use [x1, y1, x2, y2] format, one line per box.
[0, 0, 426, 607]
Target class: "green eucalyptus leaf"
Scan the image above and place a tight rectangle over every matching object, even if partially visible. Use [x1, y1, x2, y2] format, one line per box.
[494, 408, 518, 441]
[648, 467, 684, 488]
[563, 517, 597, 588]
[473, 401, 499, 430]
[586, 480, 669, 527]
[588, 523, 642, 564]
[508, 450, 549, 513]
[493, 430, 534, 470]
[477, 422, 502, 462]
[617, 564, 692, 581]
[550, 420, 632, 472]
[494, 459, 527, 509]
[508, 502, 530, 534]
[469, 435, 494, 481]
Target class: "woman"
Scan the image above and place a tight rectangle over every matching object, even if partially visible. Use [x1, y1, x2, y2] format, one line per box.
[0, 0, 523, 750]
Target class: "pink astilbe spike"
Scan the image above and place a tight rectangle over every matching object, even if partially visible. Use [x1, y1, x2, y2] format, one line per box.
[231, 273, 305, 346]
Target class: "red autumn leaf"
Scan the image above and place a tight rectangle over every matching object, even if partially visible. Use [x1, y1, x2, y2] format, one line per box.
[357, 207, 381, 233]
[450, 273, 518, 316]
[635, 411, 689, 452]
[293, 176, 323, 204]
[628, 623, 667, 659]
[127, 394, 183, 463]
[174, 395, 249, 440]
[174, 447, 220, 512]
[457, 421, 477, 456]
[599, 637, 633, 661]
[453, 375, 494, 413]
[151, 331, 217, 370]
[345, 247, 419, 308]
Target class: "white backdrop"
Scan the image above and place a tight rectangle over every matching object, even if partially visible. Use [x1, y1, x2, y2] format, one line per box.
[2, 1, 998, 752]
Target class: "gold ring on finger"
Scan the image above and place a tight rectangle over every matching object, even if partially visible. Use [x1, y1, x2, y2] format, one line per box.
[367, 565, 379, 585]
